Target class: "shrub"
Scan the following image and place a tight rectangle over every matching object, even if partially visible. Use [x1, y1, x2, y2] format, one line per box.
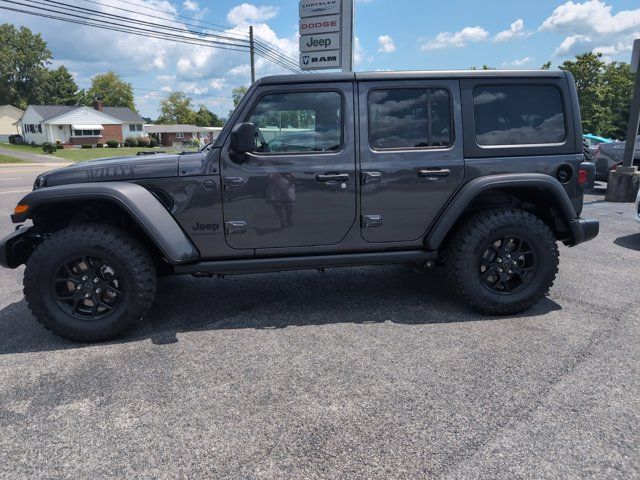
[149, 137, 158, 147]
[123, 136, 138, 147]
[96, 143, 104, 148]
[42, 142, 56, 154]
[56, 144, 64, 150]
[136, 137, 150, 147]
[81, 144, 93, 149]
[106, 139, 119, 148]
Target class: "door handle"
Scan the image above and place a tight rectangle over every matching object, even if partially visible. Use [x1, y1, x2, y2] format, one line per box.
[417, 168, 450, 178]
[316, 173, 349, 182]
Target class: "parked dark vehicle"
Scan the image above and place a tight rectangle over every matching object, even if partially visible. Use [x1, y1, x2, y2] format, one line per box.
[592, 135, 640, 181]
[0, 70, 598, 341]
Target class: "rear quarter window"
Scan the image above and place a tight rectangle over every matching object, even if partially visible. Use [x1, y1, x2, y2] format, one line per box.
[473, 85, 566, 146]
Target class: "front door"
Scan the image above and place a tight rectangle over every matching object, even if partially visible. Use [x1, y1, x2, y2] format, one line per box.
[358, 80, 464, 242]
[220, 83, 357, 250]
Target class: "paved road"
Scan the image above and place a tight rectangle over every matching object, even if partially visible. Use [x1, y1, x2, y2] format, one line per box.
[0, 167, 638, 479]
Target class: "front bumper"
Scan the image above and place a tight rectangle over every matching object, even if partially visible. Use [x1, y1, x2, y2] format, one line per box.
[567, 218, 599, 246]
[0, 226, 37, 269]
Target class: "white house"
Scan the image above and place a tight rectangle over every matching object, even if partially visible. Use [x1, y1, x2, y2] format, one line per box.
[0, 105, 23, 142]
[19, 102, 146, 146]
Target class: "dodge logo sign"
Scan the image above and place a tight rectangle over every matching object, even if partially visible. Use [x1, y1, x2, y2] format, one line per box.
[298, 14, 340, 35]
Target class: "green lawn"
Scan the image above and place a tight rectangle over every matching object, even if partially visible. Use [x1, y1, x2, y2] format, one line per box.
[0, 154, 25, 163]
[0, 142, 196, 162]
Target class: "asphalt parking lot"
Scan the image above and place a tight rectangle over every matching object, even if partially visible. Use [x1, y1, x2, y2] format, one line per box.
[0, 164, 638, 479]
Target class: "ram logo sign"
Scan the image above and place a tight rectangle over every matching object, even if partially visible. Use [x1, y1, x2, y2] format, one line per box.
[299, 50, 341, 70]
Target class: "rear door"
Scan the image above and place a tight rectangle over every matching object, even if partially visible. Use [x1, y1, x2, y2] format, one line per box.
[358, 80, 464, 242]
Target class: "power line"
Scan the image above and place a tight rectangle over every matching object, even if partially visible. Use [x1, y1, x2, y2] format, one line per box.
[75, 0, 302, 71]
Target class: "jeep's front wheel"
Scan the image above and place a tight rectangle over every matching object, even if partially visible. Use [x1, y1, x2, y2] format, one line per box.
[446, 209, 559, 315]
[24, 224, 157, 342]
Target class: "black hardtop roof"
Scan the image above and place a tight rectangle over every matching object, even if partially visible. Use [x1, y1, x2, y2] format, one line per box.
[259, 70, 566, 85]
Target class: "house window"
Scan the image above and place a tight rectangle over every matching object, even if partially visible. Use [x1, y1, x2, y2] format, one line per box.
[37, 124, 42, 133]
[175, 132, 184, 138]
[73, 129, 102, 137]
[129, 125, 136, 132]
[136, 124, 143, 131]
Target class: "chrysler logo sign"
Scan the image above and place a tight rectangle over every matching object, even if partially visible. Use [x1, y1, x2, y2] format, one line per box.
[299, 0, 340, 17]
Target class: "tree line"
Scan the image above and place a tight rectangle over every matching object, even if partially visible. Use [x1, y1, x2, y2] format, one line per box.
[1, 23, 637, 137]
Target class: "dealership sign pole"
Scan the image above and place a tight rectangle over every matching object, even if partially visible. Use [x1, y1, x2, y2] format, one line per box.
[299, 0, 354, 72]
[605, 38, 640, 202]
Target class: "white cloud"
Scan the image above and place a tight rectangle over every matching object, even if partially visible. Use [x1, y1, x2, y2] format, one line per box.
[160, 86, 173, 92]
[502, 57, 534, 67]
[182, 0, 198, 11]
[227, 3, 278, 27]
[354, 37, 364, 66]
[540, 1, 640, 58]
[421, 26, 489, 51]
[209, 78, 225, 90]
[494, 19, 526, 43]
[377, 35, 396, 53]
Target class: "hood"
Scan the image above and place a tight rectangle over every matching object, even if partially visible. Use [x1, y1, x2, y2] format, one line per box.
[37, 152, 183, 188]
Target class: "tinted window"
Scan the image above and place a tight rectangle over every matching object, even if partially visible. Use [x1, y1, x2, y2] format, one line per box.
[368, 88, 452, 149]
[473, 85, 566, 146]
[249, 91, 342, 153]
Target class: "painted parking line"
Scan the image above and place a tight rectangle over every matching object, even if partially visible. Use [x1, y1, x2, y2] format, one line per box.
[0, 189, 31, 195]
[0, 178, 24, 181]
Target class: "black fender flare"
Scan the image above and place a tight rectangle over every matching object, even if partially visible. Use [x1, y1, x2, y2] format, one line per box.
[424, 173, 597, 250]
[12, 182, 200, 264]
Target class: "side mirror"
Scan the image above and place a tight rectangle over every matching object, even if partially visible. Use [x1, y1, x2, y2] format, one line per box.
[230, 122, 257, 154]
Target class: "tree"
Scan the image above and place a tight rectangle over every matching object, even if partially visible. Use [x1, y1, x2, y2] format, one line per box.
[85, 71, 136, 110]
[0, 24, 52, 108]
[541, 61, 552, 70]
[37, 66, 80, 105]
[601, 61, 635, 139]
[232, 86, 248, 107]
[157, 92, 196, 124]
[195, 105, 224, 127]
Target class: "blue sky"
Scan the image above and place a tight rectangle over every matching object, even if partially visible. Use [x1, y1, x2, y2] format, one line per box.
[3, 0, 640, 118]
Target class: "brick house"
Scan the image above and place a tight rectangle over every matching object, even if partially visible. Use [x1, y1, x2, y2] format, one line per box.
[144, 124, 221, 147]
[19, 102, 145, 146]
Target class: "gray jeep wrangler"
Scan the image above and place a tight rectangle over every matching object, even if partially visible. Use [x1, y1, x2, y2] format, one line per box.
[0, 71, 599, 341]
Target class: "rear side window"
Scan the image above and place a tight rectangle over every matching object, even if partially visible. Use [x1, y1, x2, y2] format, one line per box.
[368, 88, 452, 149]
[473, 85, 565, 146]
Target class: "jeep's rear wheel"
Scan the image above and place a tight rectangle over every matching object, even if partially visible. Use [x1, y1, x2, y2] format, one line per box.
[446, 209, 559, 315]
[24, 224, 157, 342]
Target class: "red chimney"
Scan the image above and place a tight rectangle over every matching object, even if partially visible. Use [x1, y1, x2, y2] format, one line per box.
[93, 100, 104, 112]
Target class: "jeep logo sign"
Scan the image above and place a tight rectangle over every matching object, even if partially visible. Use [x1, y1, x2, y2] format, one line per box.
[298, 14, 340, 35]
[299, 50, 341, 70]
[299, 32, 340, 53]
[299, 0, 340, 17]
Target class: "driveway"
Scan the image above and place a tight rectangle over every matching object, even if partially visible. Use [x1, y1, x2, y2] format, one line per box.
[0, 147, 68, 163]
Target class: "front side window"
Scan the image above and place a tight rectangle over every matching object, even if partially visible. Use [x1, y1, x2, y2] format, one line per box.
[368, 88, 452, 150]
[248, 91, 342, 153]
[473, 85, 566, 146]
[176, 132, 184, 138]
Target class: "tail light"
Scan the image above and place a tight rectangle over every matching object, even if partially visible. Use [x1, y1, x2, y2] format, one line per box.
[578, 169, 588, 186]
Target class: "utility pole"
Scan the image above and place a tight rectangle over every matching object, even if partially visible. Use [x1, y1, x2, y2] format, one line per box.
[249, 25, 255, 83]
[605, 39, 640, 202]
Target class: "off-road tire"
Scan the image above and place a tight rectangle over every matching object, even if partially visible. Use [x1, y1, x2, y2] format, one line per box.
[445, 209, 559, 315]
[24, 224, 157, 342]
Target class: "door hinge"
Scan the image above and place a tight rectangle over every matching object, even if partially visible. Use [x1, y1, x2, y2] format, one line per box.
[225, 221, 247, 234]
[361, 215, 383, 228]
[361, 171, 382, 185]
